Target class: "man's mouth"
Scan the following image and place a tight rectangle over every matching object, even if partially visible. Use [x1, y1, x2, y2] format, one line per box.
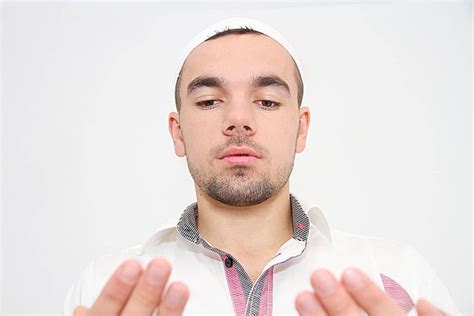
[218, 146, 261, 165]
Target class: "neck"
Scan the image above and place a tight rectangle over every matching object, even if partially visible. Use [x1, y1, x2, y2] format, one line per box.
[195, 183, 294, 257]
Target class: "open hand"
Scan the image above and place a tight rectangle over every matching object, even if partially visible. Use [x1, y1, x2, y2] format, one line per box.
[295, 267, 448, 316]
[73, 258, 189, 316]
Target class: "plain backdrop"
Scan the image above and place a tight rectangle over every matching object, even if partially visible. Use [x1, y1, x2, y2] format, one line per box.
[2, 1, 472, 314]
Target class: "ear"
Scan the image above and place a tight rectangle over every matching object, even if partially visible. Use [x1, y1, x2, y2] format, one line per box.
[295, 106, 310, 153]
[168, 112, 186, 157]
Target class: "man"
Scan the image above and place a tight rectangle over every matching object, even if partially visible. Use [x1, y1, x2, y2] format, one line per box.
[65, 18, 457, 315]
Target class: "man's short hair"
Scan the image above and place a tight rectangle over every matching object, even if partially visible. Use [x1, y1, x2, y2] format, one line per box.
[174, 27, 304, 112]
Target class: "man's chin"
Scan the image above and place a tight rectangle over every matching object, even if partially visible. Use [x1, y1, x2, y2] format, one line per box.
[211, 193, 273, 207]
[204, 179, 275, 207]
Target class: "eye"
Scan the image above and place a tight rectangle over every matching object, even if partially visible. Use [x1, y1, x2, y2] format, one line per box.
[256, 100, 281, 110]
[195, 99, 220, 108]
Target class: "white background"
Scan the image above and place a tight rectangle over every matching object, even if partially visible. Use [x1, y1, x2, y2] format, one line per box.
[2, 1, 472, 314]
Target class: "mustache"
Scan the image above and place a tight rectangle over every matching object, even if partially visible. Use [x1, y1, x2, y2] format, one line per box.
[210, 136, 269, 158]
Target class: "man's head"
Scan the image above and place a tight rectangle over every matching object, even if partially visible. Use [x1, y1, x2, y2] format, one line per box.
[174, 28, 305, 112]
[169, 23, 310, 207]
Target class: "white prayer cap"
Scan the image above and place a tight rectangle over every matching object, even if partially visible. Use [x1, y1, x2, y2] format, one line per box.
[175, 17, 301, 77]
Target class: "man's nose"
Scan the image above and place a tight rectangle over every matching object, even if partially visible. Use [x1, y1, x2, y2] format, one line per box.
[221, 100, 257, 137]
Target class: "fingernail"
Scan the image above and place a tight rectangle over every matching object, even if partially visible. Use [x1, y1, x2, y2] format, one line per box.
[147, 262, 167, 284]
[343, 268, 364, 290]
[120, 261, 141, 284]
[313, 270, 337, 294]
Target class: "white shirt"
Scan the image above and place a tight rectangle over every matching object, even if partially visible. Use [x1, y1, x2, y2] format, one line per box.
[64, 194, 458, 315]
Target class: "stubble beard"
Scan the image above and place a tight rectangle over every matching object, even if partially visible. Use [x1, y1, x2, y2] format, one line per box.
[187, 157, 295, 207]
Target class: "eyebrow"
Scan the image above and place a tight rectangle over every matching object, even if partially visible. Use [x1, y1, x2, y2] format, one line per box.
[251, 75, 291, 96]
[186, 74, 291, 96]
[187, 76, 227, 96]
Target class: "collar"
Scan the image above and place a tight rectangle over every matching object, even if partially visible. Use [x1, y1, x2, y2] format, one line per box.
[140, 193, 332, 254]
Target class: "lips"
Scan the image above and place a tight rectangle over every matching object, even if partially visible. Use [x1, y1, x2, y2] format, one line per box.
[218, 146, 261, 164]
[219, 147, 261, 159]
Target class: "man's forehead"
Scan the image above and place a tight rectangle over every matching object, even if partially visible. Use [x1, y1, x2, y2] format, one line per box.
[181, 34, 296, 85]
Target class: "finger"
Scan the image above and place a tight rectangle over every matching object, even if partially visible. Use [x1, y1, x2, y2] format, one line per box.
[310, 269, 360, 316]
[341, 267, 404, 316]
[158, 281, 190, 316]
[121, 258, 172, 315]
[89, 260, 142, 315]
[416, 298, 446, 316]
[73, 306, 88, 316]
[295, 290, 328, 316]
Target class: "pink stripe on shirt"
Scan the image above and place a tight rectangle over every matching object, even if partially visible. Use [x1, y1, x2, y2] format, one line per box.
[381, 273, 415, 312]
[221, 255, 247, 315]
[258, 267, 274, 316]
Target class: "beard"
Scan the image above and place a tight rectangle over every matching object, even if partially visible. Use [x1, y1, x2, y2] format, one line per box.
[186, 154, 295, 207]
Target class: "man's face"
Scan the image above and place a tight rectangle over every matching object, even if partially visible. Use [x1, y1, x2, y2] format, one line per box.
[169, 34, 310, 206]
